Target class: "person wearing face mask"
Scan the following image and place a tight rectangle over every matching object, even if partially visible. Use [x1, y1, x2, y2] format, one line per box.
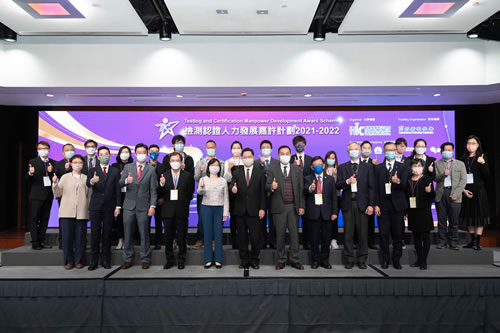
[290, 136, 313, 250]
[434, 142, 467, 250]
[410, 139, 436, 179]
[119, 143, 158, 270]
[158, 152, 195, 270]
[459, 135, 490, 251]
[336, 142, 376, 270]
[230, 148, 266, 269]
[324, 151, 341, 250]
[197, 159, 229, 268]
[224, 141, 244, 249]
[87, 147, 121, 270]
[52, 155, 89, 269]
[304, 156, 338, 269]
[407, 159, 434, 270]
[255, 140, 280, 250]
[265, 145, 306, 270]
[111, 146, 133, 250]
[26, 141, 56, 250]
[395, 137, 411, 166]
[82, 139, 98, 176]
[162, 135, 195, 176]
[147, 144, 167, 250]
[193, 140, 225, 249]
[54, 143, 75, 249]
[373, 142, 410, 270]
[359, 141, 379, 250]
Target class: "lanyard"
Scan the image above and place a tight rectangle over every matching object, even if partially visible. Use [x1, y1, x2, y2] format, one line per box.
[410, 176, 422, 197]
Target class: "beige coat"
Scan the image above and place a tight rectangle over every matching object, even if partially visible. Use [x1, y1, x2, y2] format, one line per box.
[52, 173, 90, 220]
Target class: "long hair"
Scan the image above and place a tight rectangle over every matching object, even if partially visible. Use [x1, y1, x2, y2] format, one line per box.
[410, 138, 427, 158]
[462, 135, 484, 160]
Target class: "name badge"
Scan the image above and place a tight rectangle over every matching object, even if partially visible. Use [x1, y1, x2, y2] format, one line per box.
[467, 173, 474, 184]
[444, 175, 452, 187]
[385, 183, 392, 195]
[409, 197, 417, 208]
[121, 186, 127, 193]
[315, 193, 323, 205]
[43, 176, 51, 187]
[351, 181, 358, 193]
[171, 189, 179, 201]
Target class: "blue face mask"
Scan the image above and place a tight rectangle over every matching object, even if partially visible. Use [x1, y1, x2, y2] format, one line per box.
[149, 152, 159, 161]
[313, 165, 324, 174]
[385, 151, 396, 160]
[174, 143, 184, 152]
[349, 150, 360, 159]
[261, 148, 271, 157]
[295, 144, 305, 153]
[326, 159, 336, 166]
[442, 151, 453, 159]
[206, 148, 216, 157]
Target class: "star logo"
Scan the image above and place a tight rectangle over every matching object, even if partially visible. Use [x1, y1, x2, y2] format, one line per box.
[155, 118, 179, 140]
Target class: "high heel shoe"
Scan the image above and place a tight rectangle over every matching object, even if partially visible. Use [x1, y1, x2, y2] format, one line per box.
[115, 238, 124, 250]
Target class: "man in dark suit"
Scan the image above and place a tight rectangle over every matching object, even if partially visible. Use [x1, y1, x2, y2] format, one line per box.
[304, 156, 338, 269]
[290, 135, 313, 250]
[336, 142, 376, 269]
[119, 143, 159, 269]
[395, 137, 411, 166]
[82, 139, 98, 176]
[54, 143, 75, 249]
[232, 148, 266, 269]
[374, 142, 410, 269]
[159, 152, 195, 270]
[26, 141, 57, 250]
[265, 145, 306, 270]
[87, 146, 121, 270]
[254, 139, 279, 249]
[162, 135, 195, 175]
[360, 140, 379, 250]
[148, 144, 167, 250]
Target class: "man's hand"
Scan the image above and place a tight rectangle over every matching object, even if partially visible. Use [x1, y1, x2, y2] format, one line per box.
[365, 206, 374, 216]
[160, 173, 166, 186]
[52, 174, 58, 184]
[463, 190, 473, 199]
[444, 167, 450, 176]
[126, 172, 133, 184]
[391, 171, 400, 184]
[425, 183, 432, 193]
[331, 214, 338, 221]
[450, 194, 458, 201]
[223, 216, 228, 222]
[428, 162, 434, 173]
[372, 158, 379, 165]
[272, 178, 278, 190]
[347, 174, 356, 185]
[200, 163, 205, 172]
[477, 154, 485, 164]
[298, 208, 305, 216]
[91, 172, 99, 184]
[259, 210, 265, 220]
[310, 180, 316, 192]
[374, 206, 381, 217]
[114, 208, 121, 217]
[148, 207, 155, 217]
[232, 182, 238, 194]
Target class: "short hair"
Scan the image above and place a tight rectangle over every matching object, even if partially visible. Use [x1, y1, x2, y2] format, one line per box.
[206, 140, 216, 146]
[278, 145, 291, 154]
[207, 158, 222, 177]
[230, 141, 242, 150]
[135, 143, 148, 152]
[70, 154, 84, 163]
[311, 156, 324, 164]
[116, 146, 133, 164]
[242, 148, 254, 156]
[395, 137, 408, 146]
[410, 158, 424, 167]
[37, 141, 50, 149]
[260, 140, 273, 149]
[347, 142, 360, 149]
[168, 152, 182, 162]
[62, 143, 74, 151]
[361, 141, 372, 148]
[293, 135, 306, 146]
[97, 146, 110, 154]
[440, 142, 454, 151]
[324, 151, 338, 168]
[84, 139, 97, 148]
[171, 135, 186, 145]
[384, 141, 396, 149]
[149, 144, 160, 151]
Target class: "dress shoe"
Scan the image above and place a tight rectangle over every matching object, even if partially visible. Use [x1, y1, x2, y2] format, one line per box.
[358, 263, 367, 269]
[215, 262, 222, 269]
[436, 243, 447, 249]
[320, 263, 332, 269]
[292, 263, 304, 270]
[102, 263, 111, 269]
[239, 263, 248, 269]
[204, 262, 212, 269]
[75, 263, 84, 269]
[122, 262, 133, 269]
[142, 262, 150, 269]
[40, 242, 52, 249]
[450, 245, 460, 251]
[311, 262, 320, 269]
[275, 263, 285, 270]
[381, 262, 389, 269]
[345, 263, 354, 269]
[420, 262, 427, 270]
[163, 262, 174, 269]
[64, 264, 73, 270]
[250, 263, 259, 270]
[88, 264, 98, 271]
[32, 243, 42, 250]
[410, 260, 421, 268]
[393, 263, 402, 270]
[153, 244, 161, 250]
[177, 263, 185, 270]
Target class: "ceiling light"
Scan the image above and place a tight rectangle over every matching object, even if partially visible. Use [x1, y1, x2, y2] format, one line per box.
[256, 10, 268, 15]
[216, 9, 228, 14]
[1, 24, 17, 42]
[13, 0, 85, 19]
[159, 21, 171, 41]
[467, 29, 479, 38]
[400, 0, 469, 18]
[313, 19, 325, 41]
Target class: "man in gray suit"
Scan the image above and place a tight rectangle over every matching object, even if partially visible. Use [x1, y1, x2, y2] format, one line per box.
[119, 143, 158, 269]
[265, 145, 306, 270]
[434, 142, 467, 250]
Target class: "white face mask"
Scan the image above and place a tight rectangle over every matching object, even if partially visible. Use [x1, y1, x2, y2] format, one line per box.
[86, 147, 96, 155]
[209, 166, 220, 175]
[71, 163, 83, 171]
[64, 151, 75, 160]
[412, 166, 424, 175]
[242, 158, 254, 167]
[415, 147, 426, 155]
[38, 149, 49, 158]
[232, 148, 242, 156]
[279, 155, 291, 165]
[361, 149, 371, 158]
[170, 161, 181, 170]
[136, 154, 147, 163]
[120, 153, 130, 161]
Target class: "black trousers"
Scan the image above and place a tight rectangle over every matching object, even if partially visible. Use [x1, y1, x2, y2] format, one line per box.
[89, 208, 114, 265]
[28, 198, 53, 244]
[343, 201, 368, 265]
[237, 214, 261, 265]
[413, 231, 431, 264]
[164, 216, 188, 264]
[148, 204, 163, 245]
[228, 214, 238, 247]
[261, 196, 276, 248]
[331, 197, 341, 240]
[302, 217, 310, 247]
[378, 198, 405, 265]
[436, 188, 461, 246]
[368, 214, 375, 245]
[309, 217, 333, 265]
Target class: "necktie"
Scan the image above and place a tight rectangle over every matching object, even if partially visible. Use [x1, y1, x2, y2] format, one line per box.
[103, 166, 107, 176]
[387, 163, 392, 173]
[317, 175, 322, 194]
[246, 168, 250, 186]
[352, 163, 358, 173]
[265, 159, 269, 170]
[174, 174, 178, 188]
[138, 165, 143, 181]
[299, 156, 304, 168]
[283, 166, 288, 177]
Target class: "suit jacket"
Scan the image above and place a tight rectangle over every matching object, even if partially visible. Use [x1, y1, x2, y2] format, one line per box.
[254, 157, 280, 175]
[52, 173, 89, 219]
[119, 163, 158, 212]
[265, 163, 305, 215]
[25, 157, 57, 201]
[55, 159, 72, 179]
[396, 155, 411, 167]
[336, 160, 376, 213]
[434, 158, 467, 203]
[304, 173, 339, 221]
[291, 153, 313, 177]
[87, 164, 121, 212]
[374, 160, 410, 211]
[159, 169, 195, 219]
[82, 155, 98, 176]
[162, 152, 195, 176]
[231, 166, 266, 217]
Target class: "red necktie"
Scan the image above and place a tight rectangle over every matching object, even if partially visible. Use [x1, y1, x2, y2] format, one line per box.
[246, 168, 250, 186]
[299, 156, 304, 168]
[138, 165, 142, 181]
[103, 166, 107, 176]
[317, 175, 322, 194]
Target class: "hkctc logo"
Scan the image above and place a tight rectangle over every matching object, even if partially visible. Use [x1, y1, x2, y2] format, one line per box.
[349, 122, 365, 136]
[155, 118, 179, 140]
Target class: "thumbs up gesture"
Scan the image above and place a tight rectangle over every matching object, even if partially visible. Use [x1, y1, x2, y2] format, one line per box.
[425, 183, 432, 193]
[444, 166, 450, 176]
[372, 158, 379, 165]
[428, 162, 434, 173]
[65, 161, 70, 170]
[126, 172, 133, 184]
[52, 173, 58, 184]
[310, 179, 316, 191]
[47, 163, 53, 173]
[200, 177, 205, 188]
[391, 171, 400, 184]
[200, 163, 205, 172]
[28, 164, 35, 176]
[347, 174, 357, 185]
[272, 177, 278, 190]
[477, 154, 485, 164]
[294, 158, 301, 166]
[160, 173, 166, 186]
[232, 182, 238, 194]
[91, 171, 99, 184]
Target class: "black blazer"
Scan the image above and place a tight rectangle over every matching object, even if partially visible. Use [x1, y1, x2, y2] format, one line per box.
[291, 153, 313, 177]
[82, 155, 98, 176]
[25, 157, 56, 201]
[87, 165, 121, 211]
[336, 160, 376, 213]
[265, 163, 305, 215]
[304, 173, 339, 221]
[397, 155, 411, 167]
[230, 166, 266, 217]
[162, 153, 195, 176]
[159, 170, 195, 219]
[374, 160, 410, 212]
[55, 159, 72, 179]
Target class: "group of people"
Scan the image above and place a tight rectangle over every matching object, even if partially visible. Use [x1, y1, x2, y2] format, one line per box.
[26, 133, 490, 271]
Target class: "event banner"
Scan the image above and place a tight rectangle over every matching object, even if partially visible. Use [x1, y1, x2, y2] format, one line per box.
[39, 110, 454, 227]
